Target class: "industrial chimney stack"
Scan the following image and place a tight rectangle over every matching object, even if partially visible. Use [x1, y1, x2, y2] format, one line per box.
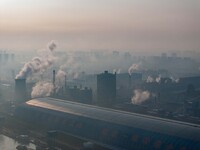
[53, 70, 56, 95]
[65, 75, 67, 90]
[15, 78, 27, 103]
[129, 74, 132, 89]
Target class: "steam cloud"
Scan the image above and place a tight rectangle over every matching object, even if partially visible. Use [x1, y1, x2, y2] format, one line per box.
[59, 55, 81, 79]
[146, 75, 179, 83]
[146, 75, 161, 83]
[155, 75, 161, 83]
[131, 89, 150, 104]
[128, 63, 140, 75]
[31, 70, 67, 98]
[31, 81, 54, 98]
[146, 76, 154, 83]
[170, 76, 179, 83]
[17, 40, 58, 98]
[16, 41, 57, 79]
[56, 69, 66, 86]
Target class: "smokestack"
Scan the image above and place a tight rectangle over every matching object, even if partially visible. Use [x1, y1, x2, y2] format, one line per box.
[53, 70, 56, 95]
[53, 70, 56, 85]
[129, 74, 132, 88]
[65, 75, 67, 90]
[15, 78, 27, 103]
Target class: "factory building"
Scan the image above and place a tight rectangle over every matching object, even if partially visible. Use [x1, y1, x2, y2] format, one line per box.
[97, 71, 116, 107]
[14, 98, 200, 150]
[0, 51, 15, 63]
[52, 70, 93, 104]
[116, 73, 142, 89]
[65, 86, 92, 104]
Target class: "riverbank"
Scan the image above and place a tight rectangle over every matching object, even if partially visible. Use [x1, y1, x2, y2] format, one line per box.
[1, 114, 84, 150]
[0, 134, 36, 150]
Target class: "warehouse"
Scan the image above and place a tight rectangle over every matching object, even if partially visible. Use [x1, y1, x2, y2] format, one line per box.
[15, 97, 200, 150]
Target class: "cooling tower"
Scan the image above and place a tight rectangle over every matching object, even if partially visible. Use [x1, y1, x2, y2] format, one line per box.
[15, 78, 27, 103]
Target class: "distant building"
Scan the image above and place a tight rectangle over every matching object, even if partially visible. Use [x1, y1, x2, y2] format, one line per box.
[116, 73, 142, 89]
[66, 86, 92, 104]
[124, 52, 131, 59]
[161, 53, 167, 58]
[112, 51, 119, 57]
[11, 53, 15, 62]
[131, 73, 142, 81]
[97, 71, 116, 107]
[185, 98, 200, 117]
[4, 53, 9, 62]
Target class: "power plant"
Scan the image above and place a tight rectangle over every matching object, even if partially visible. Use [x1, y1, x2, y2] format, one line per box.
[1, 50, 200, 149]
[1, 1, 200, 148]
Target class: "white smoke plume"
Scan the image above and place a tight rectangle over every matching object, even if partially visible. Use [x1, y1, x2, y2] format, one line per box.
[31, 81, 54, 98]
[72, 72, 79, 79]
[131, 89, 150, 104]
[170, 76, 180, 83]
[48, 41, 57, 51]
[146, 76, 154, 83]
[146, 75, 161, 83]
[16, 41, 57, 79]
[59, 55, 81, 79]
[31, 69, 67, 98]
[128, 63, 141, 75]
[155, 75, 161, 83]
[56, 69, 66, 86]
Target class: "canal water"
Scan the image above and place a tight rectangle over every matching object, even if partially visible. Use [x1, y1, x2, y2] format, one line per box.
[0, 134, 36, 150]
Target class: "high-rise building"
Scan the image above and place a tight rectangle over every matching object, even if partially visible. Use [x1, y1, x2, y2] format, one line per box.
[97, 71, 116, 107]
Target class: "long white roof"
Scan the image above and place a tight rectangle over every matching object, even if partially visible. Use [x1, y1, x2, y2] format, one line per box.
[24, 97, 200, 141]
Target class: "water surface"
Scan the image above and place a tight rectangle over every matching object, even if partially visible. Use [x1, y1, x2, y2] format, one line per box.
[0, 134, 36, 150]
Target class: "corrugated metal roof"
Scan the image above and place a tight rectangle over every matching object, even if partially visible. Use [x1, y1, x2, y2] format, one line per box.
[25, 97, 200, 141]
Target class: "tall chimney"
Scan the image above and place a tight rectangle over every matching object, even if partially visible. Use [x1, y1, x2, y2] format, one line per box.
[65, 75, 67, 90]
[15, 78, 27, 103]
[129, 74, 132, 88]
[53, 70, 56, 95]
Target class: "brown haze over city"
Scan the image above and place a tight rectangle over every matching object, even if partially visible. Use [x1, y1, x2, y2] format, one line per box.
[0, 0, 200, 52]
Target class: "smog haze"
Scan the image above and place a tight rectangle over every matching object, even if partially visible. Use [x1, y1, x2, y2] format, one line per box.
[0, 0, 200, 52]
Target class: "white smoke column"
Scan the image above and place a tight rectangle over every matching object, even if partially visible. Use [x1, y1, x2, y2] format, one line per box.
[48, 41, 57, 51]
[73, 72, 79, 79]
[170, 76, 180, 83]
[59, 55, 81, 80]
[175, 78, 179, 83]
[131, 89, 150, 104]
[16, 41, 57, 79]
[56, 70, 66, 86]
[128, 63, 140, 75]
[155, 75, 161, 83]
[31, 81, 54, 98]
[146, 76, 154, 83]
[117, 69, 121, 74]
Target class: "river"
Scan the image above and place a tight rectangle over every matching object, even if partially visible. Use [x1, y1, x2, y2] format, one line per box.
[0, 134, 36, 150]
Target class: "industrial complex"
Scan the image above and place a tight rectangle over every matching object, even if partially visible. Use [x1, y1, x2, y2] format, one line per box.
[1, 50, 200, 149]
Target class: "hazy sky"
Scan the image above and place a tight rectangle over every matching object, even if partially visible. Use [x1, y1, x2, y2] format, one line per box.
[0, 0, 200, 51]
